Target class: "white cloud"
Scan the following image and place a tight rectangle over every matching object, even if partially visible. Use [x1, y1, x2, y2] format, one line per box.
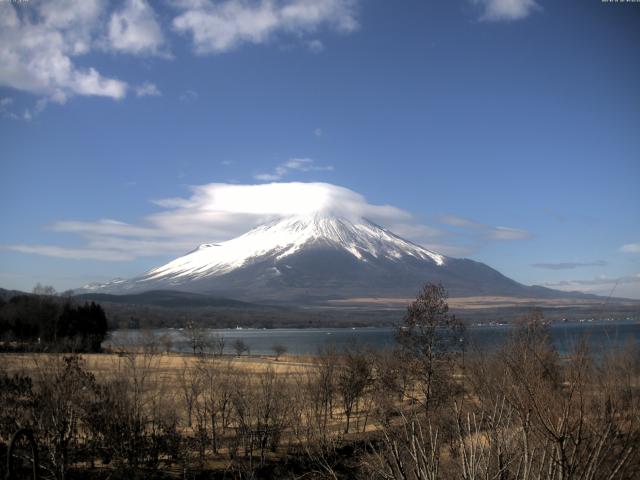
[440, 214, 533, 241]
[179, 89, 199, 103]
[0, 96, 19, 120]
[439, 215, 477, 229]
[308, 39, 324, 53]
[19, 98, 48, 122]
[313, 127, 323, 137]
[107, 0, 167, 56]
[0, 97, 47, 122]
[489, 226, 532, 241]
[1, 0, 357, 107]
[49, 219, 159, 238]
[255, 158, 333, 181]
[0, 0, 128, 103]
[153, 182, 410, 220]
[172, 0, 358, 54]
[3, 182, 419, 261]
[135, 81, 162, 97]
[471, 0, 540, 22]
[621, 243, 640, 254]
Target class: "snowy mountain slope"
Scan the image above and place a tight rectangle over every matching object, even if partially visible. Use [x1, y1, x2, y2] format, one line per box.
[79, 213, 580, 302]
[142, 214, 445, 283]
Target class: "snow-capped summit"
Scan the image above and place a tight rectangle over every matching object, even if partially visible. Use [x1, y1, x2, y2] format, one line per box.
[143, 214, 445, 284]
[80, 213, 562, 302]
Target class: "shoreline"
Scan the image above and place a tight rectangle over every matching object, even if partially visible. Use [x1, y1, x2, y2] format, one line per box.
[105, 316, 639, 331]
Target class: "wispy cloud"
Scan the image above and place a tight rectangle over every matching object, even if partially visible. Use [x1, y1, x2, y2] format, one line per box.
[440, 214, 533, 241]
[544, 274, 640, 288]
[313, 127, 323, 137]
[308, 39, 325, 53]
[470, 0, 540, 22]
[532, 260, 607, 270]
[135, 81, 161, 97]
[6, 245, 134, 262]
[543, 274, 640, 299]
[620, 243, 640, 254]
[0, 96, 19, 120]
[255, 158, 334, 181]
[172, 0, 359, 54]
[179, 89, 199, 103]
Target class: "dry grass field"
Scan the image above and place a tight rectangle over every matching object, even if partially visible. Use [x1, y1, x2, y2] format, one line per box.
[328, 295, 628, 309]
[1, 351, 317, 378]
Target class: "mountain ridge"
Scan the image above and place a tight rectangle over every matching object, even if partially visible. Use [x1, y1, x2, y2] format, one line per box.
[77, 213, 600, 303]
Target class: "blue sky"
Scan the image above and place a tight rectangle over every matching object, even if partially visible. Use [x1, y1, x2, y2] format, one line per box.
[1, 0, 639, 298]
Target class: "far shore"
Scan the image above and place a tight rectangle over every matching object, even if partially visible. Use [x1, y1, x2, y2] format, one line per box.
[104, 315, 639, 331]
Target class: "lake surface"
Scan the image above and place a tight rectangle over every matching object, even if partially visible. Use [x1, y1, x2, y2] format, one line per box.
[107, 320, 640, 356]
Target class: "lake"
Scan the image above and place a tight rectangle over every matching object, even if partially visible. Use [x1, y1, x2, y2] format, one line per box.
[107, 319, 640, 356]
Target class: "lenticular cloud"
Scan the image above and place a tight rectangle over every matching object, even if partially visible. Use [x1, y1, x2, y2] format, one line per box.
[155, 182, 410, 221]
[7, 182, 420, 261]
[6, 182, 528, 261]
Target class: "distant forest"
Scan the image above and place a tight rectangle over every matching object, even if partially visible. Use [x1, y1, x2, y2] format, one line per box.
[0, 285, 108, 352]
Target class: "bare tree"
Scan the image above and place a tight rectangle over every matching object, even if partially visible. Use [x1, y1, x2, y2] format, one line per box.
[183, 320, 206, 355]
[396, 283, 465, 413]
[369, 413, 441, 480]
[372, 347, 412, 424]
[272, 343, 287, 361]
[232, 367, 290, 467]
[178, 362, 201, 429]
[210, 333, 225, 356]
[232, 338, 249, 357]
[461, 312, 640, 480]
[31, 355, 97, 480]
[100, 344, 162, 472]
[158, 333, 173, 354]
[32, 283, 57, 296]
[310, 345, 339, 438]
[337, 343, 372, 434]
[196, 356, 234, 454]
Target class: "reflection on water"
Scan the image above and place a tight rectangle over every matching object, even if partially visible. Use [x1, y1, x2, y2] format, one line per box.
[107, 320, 640, 356]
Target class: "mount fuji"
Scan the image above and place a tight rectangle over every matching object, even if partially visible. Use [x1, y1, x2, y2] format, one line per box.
[80, 213, 577, 303]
